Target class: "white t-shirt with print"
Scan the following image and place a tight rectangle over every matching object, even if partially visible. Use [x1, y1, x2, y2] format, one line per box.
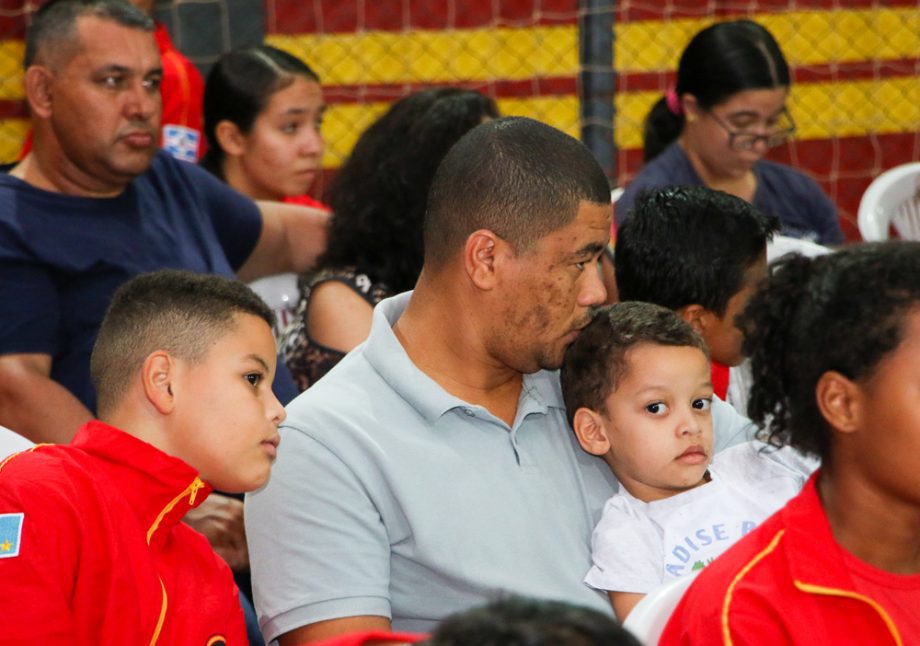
[584, 441, 815, 593]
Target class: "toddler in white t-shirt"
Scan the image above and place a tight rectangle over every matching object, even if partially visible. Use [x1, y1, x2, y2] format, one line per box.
[560, 301, 813, 621]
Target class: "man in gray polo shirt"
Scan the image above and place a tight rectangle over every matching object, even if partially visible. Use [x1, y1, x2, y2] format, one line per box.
[245, 117, 753, 644]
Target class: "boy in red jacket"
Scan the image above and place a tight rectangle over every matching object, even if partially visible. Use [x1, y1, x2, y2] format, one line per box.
[0, 270, 285, 645]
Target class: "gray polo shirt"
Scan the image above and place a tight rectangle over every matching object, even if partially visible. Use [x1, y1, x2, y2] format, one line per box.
[245, 292, 754, 641]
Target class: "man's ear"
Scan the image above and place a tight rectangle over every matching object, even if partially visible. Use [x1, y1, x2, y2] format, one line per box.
[23, 66, 54, 119]
[463, 229, 503, 290]
[141, 351, 177, 415]
[677, 304, 709, 335]
[815, 370, 862, 435]
[214, 120, 246, 157]
[572, 407, 612, 457]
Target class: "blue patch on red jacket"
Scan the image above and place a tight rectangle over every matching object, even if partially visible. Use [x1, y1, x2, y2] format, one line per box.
[0, 512, 24, 558]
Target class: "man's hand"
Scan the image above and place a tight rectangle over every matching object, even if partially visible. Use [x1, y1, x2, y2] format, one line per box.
[237, 202, 330, 282]
[183, 493, 249, 571]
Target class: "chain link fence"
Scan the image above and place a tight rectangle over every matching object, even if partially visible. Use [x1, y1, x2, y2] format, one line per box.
[1, 0, 917, 239]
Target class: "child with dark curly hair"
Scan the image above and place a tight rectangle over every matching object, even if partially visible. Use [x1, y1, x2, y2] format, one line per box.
[661, 241, 920, 644]
[561, 301, 811, 622]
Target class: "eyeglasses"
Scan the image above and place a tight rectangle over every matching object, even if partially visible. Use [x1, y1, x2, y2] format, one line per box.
[707, 108, 797, 151]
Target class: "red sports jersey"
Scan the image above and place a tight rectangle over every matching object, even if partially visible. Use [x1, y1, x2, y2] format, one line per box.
[0, 421, 246, 645]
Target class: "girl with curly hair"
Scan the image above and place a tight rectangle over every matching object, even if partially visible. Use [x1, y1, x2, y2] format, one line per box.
[281, 88, 499, 391]
[661, 241, 920, 644]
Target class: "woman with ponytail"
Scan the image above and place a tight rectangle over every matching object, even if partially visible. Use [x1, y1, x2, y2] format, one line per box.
[201, 45, 329, 336]
[660, 241, 920, 643]
[201, 44, 326, 209]
[616, 20, 843, 246]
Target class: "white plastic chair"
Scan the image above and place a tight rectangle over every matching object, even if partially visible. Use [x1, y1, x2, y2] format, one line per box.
[622, 571, 699, 645]
[857, 162, 920, 241]
[0, 425, 34, 460]
[247, 273, 300, 338]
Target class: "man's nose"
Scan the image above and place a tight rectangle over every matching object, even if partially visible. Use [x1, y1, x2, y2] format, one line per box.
[578, 261, 607, 307]
[124, 81, 159, 120]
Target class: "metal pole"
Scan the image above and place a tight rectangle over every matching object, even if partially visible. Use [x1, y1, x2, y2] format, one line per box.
[578, 0, 616, 182]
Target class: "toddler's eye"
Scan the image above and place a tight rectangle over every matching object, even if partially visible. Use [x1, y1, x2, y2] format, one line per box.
[693, 397, 712, 411]
[645, 402, 668, 415]
[245, 373, 263, 387]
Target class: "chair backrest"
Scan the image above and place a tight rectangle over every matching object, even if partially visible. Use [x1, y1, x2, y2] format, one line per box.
[0, 425, 34, 461]
[857, 162, 920, 241]
[247, 273, 300, 339]
[623, 571, 699, 645]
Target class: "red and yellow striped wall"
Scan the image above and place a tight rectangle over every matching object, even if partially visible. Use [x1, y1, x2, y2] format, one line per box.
[264, 0, 919, 241]
[1, 0, 917, 240]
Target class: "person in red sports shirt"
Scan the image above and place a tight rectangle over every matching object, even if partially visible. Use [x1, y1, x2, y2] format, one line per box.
[147, 6, 205, 161]
[660, 243, 920, 645]
[0, 270, 285, 645]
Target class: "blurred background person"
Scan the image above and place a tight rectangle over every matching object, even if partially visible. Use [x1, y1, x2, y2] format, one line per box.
[201, 43, 325, 208]
[616, 19, 843, 246]
[281, 87, 499, 391]
[132, 0, 204, 161]
[201, 44, 328, 334]
[18, 0, 205, 162]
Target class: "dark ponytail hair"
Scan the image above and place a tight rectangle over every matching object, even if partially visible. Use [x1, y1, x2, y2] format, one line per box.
[739, 242, 920, 462]
[201, 44, 320, 179]
[644, 19, 790, 162]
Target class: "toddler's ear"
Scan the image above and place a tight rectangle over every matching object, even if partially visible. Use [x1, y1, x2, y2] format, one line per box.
[572, 408, 612, 456]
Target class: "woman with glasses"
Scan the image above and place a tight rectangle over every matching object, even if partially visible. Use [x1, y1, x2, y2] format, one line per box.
[615, 20, 844, 245]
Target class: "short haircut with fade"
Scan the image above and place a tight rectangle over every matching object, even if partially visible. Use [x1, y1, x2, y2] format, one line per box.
[423, 116, 611, 269]
[90, 270, 274, 415]
[560, 301, 709, 428]
[614, 185, 779, 317]
[24, 0, 154, 69]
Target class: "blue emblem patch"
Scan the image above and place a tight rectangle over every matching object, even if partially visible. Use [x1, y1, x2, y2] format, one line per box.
[0, 513, 23, 558]
[162, 124, 201, 162]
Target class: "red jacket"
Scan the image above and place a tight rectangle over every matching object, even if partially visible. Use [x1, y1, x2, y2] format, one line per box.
[0, 421, 246, 645]
[660, 472, 910, 645]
